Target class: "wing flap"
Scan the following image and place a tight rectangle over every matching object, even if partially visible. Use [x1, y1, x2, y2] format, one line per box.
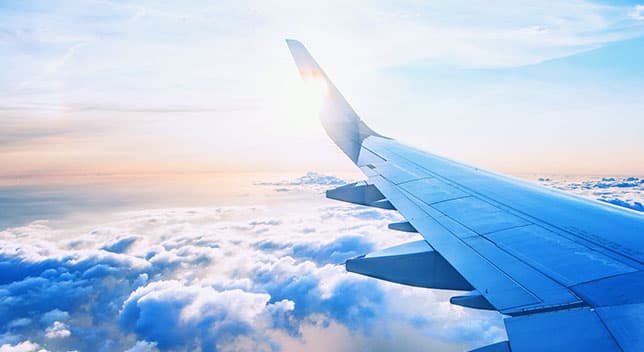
[346, 240, 473, 290]
[504, 307, 622, 351]
[369, 170, 583, 314]
[399, 177, 469, 205]
[432, 196, 531, 234]
[487, 225, 636, 287]
[596, 303, 644, 352]
[326, 181, 395, 210]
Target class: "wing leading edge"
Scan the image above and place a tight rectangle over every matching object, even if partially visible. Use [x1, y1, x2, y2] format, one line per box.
[286, 39, 644, 352]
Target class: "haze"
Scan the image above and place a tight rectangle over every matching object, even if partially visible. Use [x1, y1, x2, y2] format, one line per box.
[2, 1, 644, 181]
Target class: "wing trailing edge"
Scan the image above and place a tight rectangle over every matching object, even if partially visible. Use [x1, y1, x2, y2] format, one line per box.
[346, 240, 473, 291]
[326, 181, 395, 210]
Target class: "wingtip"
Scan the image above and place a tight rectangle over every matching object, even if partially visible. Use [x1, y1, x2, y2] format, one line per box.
[285, 38, 303, 50]
[282, 38, 384, 161]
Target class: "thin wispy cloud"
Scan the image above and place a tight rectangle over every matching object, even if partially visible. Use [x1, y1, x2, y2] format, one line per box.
[630, 4, 644, 20]
[1, 1, 643, 175]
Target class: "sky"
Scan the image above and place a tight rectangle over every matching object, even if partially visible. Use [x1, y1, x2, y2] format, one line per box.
[1, 1, 644, 352]
[1, 0, 644, 178]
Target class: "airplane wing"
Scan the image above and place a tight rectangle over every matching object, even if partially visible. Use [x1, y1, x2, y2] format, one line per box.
[286, 39, 644, 352]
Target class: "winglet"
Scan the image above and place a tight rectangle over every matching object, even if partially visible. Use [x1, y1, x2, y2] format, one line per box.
[285, 39, 326, 80]
[285, 39, 383, 164]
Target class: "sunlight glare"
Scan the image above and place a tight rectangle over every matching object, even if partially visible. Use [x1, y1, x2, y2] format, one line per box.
[268, 73, 330, 134]
[300, 74, 329, 114]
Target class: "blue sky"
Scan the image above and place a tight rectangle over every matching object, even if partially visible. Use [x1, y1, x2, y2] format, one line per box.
[1, 0, 644, 177]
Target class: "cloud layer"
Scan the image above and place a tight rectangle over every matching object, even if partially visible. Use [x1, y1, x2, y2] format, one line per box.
[1, 172, 641, 351]
[537, 175, 644, 212]
[0, 173, 505, 351]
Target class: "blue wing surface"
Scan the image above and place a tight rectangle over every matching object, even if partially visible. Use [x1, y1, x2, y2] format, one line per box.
[286, 39, 644, 352]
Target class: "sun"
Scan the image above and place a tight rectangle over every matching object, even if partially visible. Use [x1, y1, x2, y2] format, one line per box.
[266, 71, 330, 134]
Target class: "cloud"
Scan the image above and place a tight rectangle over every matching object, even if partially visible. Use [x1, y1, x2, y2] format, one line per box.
[0, 212, 499, 350]
[258, 235, 375, 265]
[251, 172, 358, 202]
[254, 172, 348, 193]
[0, 103, 229, 114]
[600, 198, 644, 212]
[0, 341, 46, 352]
[2, 171, 640, 350]
[519, 25, 549, 35]
[3, 172, 582, 350]
[119, 281, 286, 350]
[124, 341, 158, 352]
[630, 5, 644, 20]
[537, 175, 644, 212]
[1, 1, 643, 178]
[44, 322, 70, 339]
[101, 235, 141, 254]
[1, 2, 643, 181]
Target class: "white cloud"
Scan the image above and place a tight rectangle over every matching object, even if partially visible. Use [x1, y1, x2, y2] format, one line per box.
[44, 322, 70, 339]
[2, 172, 638, 350]
[16, 173, 644, 350]
[536, 175, 644, 212]
[124, 340, 158, 352]
[0, 341, 46, 352]
[119, 281, 287, 350]
[630, 5, 644, 20]
[0, 177, 503, 351]
[1, 2, 643, 177]
[255, 172, 348, 187]
[2, 0, 643, 110]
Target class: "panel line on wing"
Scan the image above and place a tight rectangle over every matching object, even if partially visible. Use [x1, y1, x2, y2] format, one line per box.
[375, 143, 641, 290]
[366, 175, 590, 313]
[360, 145, 387, 162]
[365, 137, 644, 270]
[370, 171, 589, 313]
[423, 195, 472, 206]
